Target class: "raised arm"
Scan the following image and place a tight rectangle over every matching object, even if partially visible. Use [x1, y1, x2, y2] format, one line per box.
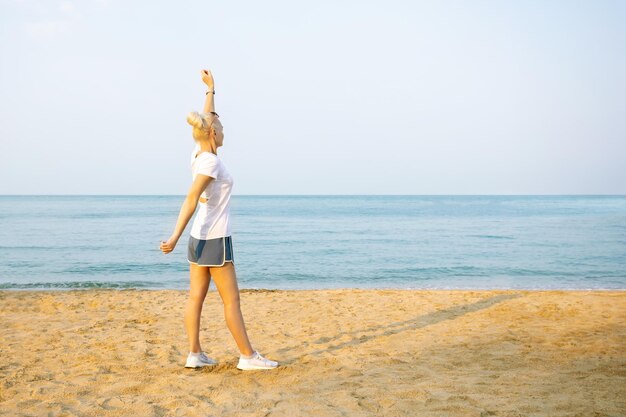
[201, 69, 216, 114]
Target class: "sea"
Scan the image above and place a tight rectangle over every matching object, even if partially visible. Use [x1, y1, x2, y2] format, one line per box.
[0, 195, 625, 291]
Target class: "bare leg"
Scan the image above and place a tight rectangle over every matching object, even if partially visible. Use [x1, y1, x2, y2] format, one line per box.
[209, 262, 254, 356]
[185, 263, 211, 353]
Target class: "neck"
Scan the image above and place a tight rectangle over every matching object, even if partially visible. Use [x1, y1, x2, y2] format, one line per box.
[198, 141, 217, 155]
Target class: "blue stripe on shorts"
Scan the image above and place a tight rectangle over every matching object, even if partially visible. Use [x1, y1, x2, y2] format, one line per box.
[187, 235, 234, 266]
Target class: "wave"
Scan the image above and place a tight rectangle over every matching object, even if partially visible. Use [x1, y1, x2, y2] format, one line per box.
[0, 280, 177, 289]
[50, 262, 185, 274]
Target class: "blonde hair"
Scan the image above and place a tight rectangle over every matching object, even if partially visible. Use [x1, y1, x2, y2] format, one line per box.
[186, 111, 217, 142]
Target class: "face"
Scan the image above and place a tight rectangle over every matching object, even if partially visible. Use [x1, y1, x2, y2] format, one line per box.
[212, 118, 224, 147]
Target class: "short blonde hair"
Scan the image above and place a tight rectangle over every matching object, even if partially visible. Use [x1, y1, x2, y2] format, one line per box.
[186, 111, 217, 141]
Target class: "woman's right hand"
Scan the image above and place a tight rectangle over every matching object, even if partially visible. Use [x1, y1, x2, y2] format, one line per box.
[201, 69, 214, 90]
[160, 235, 179, 254]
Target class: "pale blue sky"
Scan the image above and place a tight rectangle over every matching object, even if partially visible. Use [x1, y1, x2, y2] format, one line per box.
[1, 0, 625, 195]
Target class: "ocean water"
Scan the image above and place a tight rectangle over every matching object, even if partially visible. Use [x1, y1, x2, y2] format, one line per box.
[0, 195, 625, 291]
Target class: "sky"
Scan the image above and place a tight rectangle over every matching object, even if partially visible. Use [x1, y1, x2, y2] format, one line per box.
[1, 0, 625, 195]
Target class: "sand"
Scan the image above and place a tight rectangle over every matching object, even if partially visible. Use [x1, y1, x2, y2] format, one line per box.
[1, 288, 625, 417]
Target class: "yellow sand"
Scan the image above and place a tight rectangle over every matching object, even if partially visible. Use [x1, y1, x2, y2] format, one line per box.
[1, 289, 625, 416]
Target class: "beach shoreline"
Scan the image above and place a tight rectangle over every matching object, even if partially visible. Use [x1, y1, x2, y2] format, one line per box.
[1, 288, 624, 416]
[2, 287, 625, 292]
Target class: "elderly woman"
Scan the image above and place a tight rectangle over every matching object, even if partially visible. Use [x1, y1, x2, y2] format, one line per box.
[160, 70, 278, 371]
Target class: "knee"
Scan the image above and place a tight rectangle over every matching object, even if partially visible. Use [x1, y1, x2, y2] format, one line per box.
[223, 295, 241, 308]
[187, 292, 206, 305]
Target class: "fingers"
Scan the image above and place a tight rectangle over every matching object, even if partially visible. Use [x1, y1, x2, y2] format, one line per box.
[159, 241, 173, 253]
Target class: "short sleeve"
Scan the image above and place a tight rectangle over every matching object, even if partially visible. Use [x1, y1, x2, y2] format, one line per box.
[195, 153, 219, 179]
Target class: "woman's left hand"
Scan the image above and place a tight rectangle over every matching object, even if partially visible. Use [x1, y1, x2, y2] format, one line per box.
[201, 69, 214, 89]
[160, 236, 179, 254]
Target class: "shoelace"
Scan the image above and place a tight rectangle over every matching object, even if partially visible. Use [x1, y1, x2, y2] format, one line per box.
[240, 352, 277, 367]
[199, 352, 215, 363]
[254, 353, 273, 365]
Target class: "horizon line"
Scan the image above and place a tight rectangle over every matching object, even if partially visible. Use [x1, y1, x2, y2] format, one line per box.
[1, 194, 625, 197]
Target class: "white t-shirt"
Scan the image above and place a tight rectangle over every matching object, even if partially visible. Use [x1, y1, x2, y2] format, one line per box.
[189, 144, 234, 240]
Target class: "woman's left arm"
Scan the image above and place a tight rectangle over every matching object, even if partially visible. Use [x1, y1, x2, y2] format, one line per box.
[201, 69, 215, 114]
[160, 174, 213, 253]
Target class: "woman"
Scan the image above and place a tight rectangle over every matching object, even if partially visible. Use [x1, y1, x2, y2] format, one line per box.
[159, 69, 278, 371]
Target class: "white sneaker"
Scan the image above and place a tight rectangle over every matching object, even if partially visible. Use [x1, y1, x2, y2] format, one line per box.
[185, 351, 218, 368]
[237, 351, 279, 370]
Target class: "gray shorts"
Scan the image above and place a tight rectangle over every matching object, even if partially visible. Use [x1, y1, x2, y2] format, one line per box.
[187, 235, 234, 267]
